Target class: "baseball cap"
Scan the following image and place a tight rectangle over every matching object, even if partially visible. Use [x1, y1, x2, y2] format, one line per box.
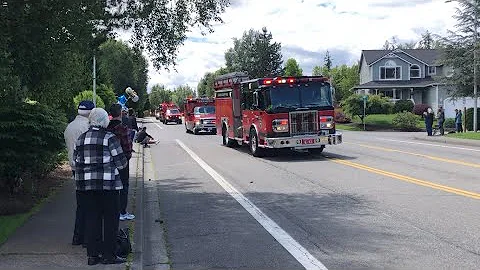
[78, 100, 95, 111]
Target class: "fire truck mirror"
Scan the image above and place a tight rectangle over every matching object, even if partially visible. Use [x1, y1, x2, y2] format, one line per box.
[253, 92, 259, 107]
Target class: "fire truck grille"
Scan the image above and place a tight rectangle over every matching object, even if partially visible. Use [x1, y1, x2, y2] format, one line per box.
[289, 110, 319, 136]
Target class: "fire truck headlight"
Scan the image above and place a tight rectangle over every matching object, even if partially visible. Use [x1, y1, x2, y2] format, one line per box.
[320, 116, 334, 129]
[272, 119, 289, 133]
[195, 120, 201, 126]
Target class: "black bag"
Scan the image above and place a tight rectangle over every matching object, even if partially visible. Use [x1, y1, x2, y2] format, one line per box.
[116, 228, 132, 258]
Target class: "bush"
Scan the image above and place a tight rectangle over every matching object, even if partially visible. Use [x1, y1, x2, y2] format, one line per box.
[413, 103, 429, 116]
[444, 118, 455, 129]
[465, 108, 480, 131]
[334, 107, 351, 123]
[393, 100, 414, 113]
[368, 95, 392, 114]
[73, 90, 105, 110]
[392, 111, 420, 131]
[0, 100, 67, 195]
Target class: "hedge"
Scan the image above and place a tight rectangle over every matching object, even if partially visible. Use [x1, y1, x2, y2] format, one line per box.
[0, 100, 67, 195]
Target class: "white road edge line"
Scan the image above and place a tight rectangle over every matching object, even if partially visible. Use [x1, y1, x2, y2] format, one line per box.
[379, 138, 480, 152]
[153, 122, 164, 130]
[175, 139, 328, 270]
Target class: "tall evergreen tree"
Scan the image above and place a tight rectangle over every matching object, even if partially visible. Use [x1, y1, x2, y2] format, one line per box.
[225, 27, 283, 78]
[324, 50, 333, 72]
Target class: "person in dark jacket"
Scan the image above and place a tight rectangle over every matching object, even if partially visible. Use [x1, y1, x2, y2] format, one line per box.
[423, 107, 434, 136]
[135, 127, 157, 147]
[455, 109, 463, 132]
[74, 108, 128, 265]
[107, 104, 135, 221]
[127, 108, 139, 142]
[437, 106, 445, 135]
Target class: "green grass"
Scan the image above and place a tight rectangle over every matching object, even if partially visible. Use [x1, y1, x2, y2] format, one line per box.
[337, 114, 425, 131]
[0, 198, 48, 246]
[446, 132, 480, 140]
[0, 213, 30, 245]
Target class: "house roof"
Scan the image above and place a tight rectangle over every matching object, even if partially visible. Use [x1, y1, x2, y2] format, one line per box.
[362, 49, 442, 66]
[352, 78, 443, 89]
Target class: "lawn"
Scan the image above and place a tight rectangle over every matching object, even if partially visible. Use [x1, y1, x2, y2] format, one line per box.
[446, 132, 480, 140]
[336, 114, 425, 131]
[0, 213, 31, 245]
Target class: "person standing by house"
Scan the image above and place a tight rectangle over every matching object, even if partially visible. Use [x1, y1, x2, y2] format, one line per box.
[64, 100, 94, 247]
[424, 107, 434, 136]
[455, 109, 463, 133]
[437, 106, 445, 135]
[73, 108, 128, 265]
[107, 104, 135, 221]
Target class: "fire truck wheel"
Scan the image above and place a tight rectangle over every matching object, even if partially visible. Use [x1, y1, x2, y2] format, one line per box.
[249, 129, 264, 157]
[194, 128, 199, 135]
[222, 126, 234, 147]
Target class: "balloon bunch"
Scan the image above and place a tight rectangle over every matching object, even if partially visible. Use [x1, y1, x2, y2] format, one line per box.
[117, 87, 139, 111]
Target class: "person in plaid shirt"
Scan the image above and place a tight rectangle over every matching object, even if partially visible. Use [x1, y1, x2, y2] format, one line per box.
[73, 108, 128, 265]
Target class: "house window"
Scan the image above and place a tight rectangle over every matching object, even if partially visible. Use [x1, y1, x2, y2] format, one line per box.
[410, 64, 421, 78]
[428, 66, 436, 75]
[380, 67, 401, 80]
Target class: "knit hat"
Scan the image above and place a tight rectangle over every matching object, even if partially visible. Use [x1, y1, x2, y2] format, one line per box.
[78, 100, 95, 116]
[88, 108, 110, 128]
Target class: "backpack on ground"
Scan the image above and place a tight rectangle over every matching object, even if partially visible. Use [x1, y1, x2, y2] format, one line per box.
[116, 227, 132, 258]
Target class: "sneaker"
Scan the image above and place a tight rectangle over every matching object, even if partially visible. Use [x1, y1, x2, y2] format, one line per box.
[119, 214, 127, 221]
[125, 213, 135, 220]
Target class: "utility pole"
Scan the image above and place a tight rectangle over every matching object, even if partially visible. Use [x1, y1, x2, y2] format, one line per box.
[93, 54, 97, 107]
[474, 2, 478, 132]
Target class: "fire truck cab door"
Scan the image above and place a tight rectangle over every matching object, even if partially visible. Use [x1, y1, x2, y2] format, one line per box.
[232, 87, 242, 138]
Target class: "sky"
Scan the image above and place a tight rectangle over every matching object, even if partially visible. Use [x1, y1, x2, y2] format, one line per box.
[122, 0, 460, 91]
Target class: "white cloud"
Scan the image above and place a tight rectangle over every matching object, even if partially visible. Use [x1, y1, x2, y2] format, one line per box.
[138, 0, 459, 91]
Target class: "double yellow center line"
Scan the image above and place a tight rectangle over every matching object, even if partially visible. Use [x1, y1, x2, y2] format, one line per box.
[349, 143, 480, 169]
[330, 158, 480, 200]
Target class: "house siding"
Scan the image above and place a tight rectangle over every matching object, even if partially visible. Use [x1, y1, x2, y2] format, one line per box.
[392, 52, 426, 79]
[359, 56, 370, 84]
[372, 57, 410, 81]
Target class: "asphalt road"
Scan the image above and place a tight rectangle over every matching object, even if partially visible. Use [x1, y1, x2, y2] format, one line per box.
[143, 117, 480, 270]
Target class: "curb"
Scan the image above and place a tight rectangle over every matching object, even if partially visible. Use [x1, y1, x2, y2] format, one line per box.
[129, 142, 144, 270]
[412, 135, 480, 148]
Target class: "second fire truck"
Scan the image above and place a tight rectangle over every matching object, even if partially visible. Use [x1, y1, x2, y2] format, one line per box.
[214, 72, 342, 157]
[184, 97, 216, 134]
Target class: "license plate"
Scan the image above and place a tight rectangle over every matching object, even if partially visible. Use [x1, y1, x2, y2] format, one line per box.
[301, 138, 315, 145]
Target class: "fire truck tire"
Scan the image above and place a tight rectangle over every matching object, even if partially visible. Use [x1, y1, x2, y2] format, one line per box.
[222, 126, 235, 147]
[249, 129, 264, 157]
[194, 128, 200, 135]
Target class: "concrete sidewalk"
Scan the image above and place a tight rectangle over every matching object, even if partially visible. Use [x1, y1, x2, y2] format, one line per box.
[412, 133, 480, 148]
[0, 143, 143, 270]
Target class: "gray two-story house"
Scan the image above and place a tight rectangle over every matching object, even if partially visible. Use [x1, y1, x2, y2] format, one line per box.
[353, 49, 453, 113]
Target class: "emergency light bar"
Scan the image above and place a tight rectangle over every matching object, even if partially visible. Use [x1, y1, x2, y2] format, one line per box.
[260, 76, 329, 86]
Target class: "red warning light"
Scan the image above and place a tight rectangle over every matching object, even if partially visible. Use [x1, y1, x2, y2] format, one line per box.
[264, 80, 272, 84]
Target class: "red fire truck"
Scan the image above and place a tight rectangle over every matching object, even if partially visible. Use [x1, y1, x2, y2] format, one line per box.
[156, 102, 182, 124]
[184, 97, 216, 134]
[214, 72, 342, 157]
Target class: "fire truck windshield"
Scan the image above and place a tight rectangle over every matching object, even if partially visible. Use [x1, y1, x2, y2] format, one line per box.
[194, 106, 215, 114]
[167, 109, 180, 114]
[266, 82, 332, 113]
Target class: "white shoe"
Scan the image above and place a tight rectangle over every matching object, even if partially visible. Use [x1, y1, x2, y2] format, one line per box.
[125, 213, 135, 220]
[119, 214, 127, 221]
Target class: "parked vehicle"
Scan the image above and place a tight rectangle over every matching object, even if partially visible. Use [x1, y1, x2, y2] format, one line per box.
[214, 72, 342, 157]
[184, 97, 216, 134]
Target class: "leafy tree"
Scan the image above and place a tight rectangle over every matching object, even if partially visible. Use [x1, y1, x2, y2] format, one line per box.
[172, 85, 195, 110]
[96, 84, 117, 108]
[149, 84, 173, 108]
[341, 94, 391, 124]
[73, 90, 106, 109]
[439, 0, 480, 98]
[225, 27, 283, 78]
[311, 64, 360, 102]
[283, 58, 303, 76]
[197, 67, 229, 97]
[324, 50, 333, 72]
